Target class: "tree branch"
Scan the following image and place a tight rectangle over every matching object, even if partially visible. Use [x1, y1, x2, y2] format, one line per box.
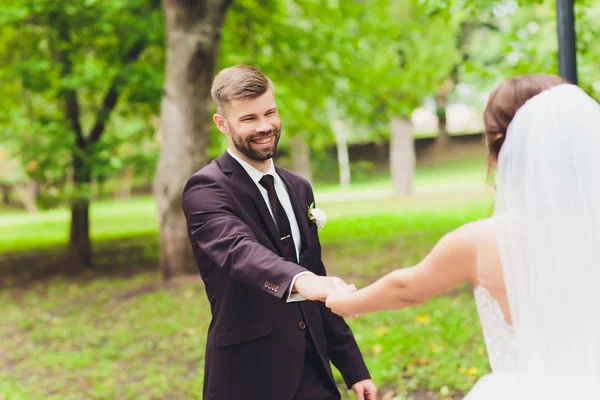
[221, 0, 234, 11]
[88, 39, 147, 145]
[55, 17, 85, 148]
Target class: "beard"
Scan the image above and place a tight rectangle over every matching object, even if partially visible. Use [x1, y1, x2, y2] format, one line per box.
[230, 126, 281, 161]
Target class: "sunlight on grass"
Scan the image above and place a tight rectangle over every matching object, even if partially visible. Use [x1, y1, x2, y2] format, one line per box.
[312, 155, 489, 197]
[0, 157, 496, 399]
[0, 154, 494, 253]
[0, 196, 158, 252]
[0, 198, 493, 399]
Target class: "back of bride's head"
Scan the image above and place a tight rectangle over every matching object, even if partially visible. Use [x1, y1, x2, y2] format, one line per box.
[484, 74, 567, 166]
[490, 76, 600, 391]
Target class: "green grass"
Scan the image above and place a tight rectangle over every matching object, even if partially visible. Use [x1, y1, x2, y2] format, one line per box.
[0, 154, 496, 399]
[312, 151, 489, 198]
[0, 152, 492, 253]
[0, 192, 494, 399]
[0, 196, 158, 253]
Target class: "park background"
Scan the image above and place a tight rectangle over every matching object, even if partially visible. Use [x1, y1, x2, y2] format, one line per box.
[0, 1, 592, 399]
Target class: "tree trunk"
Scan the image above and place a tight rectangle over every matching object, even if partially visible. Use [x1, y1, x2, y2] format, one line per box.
[13, 181, 38, 213]
[290, 133, 312, 184]
[434, 78, 454, 148]
[52, 15, 147, 275]
[2, 185, 9, 205]
[91, 175, 98, 201]
[65, 151, 92, 273]
[119, 167, 134, 201]
[96, 174, 106, 199]
[154, 0, 232, 280]
[390, 117, 415, 196]
[66, 198, 91, 271]
[331, 120, 351, 187]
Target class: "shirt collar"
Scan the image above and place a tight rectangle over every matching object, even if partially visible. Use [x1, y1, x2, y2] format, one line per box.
[227, 148, 276, 184]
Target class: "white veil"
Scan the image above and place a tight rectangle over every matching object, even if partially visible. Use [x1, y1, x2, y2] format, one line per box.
[471, 84, 600, 398]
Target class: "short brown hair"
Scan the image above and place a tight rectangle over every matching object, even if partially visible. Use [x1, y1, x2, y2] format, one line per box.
[484, 73, 568, 165]
[211, 65, 273, 115]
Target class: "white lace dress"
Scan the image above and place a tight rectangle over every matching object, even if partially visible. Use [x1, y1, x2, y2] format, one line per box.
[473, 286, 518, 372]
[463, 287, 519, 399]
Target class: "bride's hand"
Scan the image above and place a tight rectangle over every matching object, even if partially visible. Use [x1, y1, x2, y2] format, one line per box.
[326, 286, 359, 318]
[332, 277, 356, 294]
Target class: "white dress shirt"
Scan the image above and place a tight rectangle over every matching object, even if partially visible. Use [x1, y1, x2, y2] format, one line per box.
[227, 149, 310, 302]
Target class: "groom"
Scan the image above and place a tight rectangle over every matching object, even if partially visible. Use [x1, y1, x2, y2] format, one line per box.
[182, 65, 376, 400]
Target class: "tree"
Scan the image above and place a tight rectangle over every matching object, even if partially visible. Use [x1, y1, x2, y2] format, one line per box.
[154, 0, 233, 280]
[330, 0, 458, 195]
[0, 1, 163, 273]
[430, 3, 501, 148]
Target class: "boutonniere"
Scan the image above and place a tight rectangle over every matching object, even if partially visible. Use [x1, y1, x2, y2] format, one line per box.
[307, 202, 327, 230]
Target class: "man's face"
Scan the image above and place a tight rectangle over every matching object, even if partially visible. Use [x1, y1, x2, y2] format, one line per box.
[216, 90, 281, 162]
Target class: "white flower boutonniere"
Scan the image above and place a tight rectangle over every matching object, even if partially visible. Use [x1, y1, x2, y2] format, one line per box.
[307, 202, 327, 230]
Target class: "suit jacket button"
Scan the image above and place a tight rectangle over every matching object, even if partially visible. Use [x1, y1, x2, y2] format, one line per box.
[298, 321, 306, 330]
[264, 282, 269, 288]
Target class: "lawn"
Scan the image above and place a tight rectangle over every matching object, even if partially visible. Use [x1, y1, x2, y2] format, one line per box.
[311, 152, 490, 199]
[0, 159, 497, 399]
[0, 153, 492, 253]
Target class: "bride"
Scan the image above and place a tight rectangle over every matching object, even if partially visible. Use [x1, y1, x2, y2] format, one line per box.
[326, 74, 600, 398]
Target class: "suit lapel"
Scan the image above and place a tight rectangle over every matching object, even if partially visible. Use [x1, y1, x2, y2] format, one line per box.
[276, 167, 310, 254]
[217, 152, 284, 255]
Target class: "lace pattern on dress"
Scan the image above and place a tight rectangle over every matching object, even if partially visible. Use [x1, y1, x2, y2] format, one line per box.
[473, 286, 518, 372]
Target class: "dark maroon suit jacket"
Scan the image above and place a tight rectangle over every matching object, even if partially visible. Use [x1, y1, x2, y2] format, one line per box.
[181, 151, 370, 400]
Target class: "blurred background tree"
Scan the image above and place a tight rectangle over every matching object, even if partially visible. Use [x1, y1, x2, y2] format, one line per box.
[3, 0, 598, 278]
[0, 0, 163, 272]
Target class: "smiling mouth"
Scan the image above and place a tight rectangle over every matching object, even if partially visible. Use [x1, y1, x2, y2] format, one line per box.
[251, 135, 275, 146]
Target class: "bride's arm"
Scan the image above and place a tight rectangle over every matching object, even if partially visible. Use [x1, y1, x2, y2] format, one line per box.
[326, 223, 478, 317]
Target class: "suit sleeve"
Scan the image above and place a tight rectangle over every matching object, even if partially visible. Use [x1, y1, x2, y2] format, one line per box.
[319, 298, 371, 387]
[304, 183, 371, 387]
[182, 173, 309, 299]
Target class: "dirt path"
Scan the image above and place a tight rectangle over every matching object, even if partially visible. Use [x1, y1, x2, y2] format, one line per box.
[316, 183, 491, 203]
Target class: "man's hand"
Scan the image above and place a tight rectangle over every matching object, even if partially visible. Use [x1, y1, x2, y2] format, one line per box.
[352, 379, 377, 400]
[325, 292, 357, 318]
[293, 273, 354, 301]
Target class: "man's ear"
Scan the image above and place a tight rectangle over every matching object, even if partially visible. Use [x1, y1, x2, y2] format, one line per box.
[213, 114, 229, 135]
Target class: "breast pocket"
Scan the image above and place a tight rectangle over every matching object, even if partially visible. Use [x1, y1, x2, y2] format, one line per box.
[216, 318, 272, 348]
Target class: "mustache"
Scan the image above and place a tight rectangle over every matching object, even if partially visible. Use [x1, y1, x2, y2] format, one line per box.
[248, 129, 279, 141]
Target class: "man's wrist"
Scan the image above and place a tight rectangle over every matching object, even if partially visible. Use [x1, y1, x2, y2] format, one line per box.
[292, 271, 315, 293]
[286, 271, 313, 302]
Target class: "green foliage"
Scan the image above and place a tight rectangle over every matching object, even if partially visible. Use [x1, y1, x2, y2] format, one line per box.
[2, 0, 600, 202]
[459, 0, 600, 102]
[0, 0, 163, 204]
[216, 0, 463, 152]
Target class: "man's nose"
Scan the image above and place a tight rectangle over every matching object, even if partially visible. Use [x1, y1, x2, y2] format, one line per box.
[256, 118, 272, 133]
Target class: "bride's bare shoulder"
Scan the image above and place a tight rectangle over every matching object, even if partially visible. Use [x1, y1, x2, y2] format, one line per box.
[437, 218, 500, 284]
[430, 218, 493, 258]
[442, 218, 500, 258]
[451, 217, 497, 240]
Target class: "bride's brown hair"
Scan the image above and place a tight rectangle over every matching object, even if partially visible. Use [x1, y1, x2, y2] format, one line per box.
[484, 74, 568, 166]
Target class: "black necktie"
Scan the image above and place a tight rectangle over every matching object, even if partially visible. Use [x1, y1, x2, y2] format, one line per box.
[259, 175, 297, 263]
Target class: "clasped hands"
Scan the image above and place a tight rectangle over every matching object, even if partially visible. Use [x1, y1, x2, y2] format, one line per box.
[293, 273, 358, 318]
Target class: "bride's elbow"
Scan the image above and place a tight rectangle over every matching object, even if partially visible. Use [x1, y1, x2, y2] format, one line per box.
[388, 270, 427, 306]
